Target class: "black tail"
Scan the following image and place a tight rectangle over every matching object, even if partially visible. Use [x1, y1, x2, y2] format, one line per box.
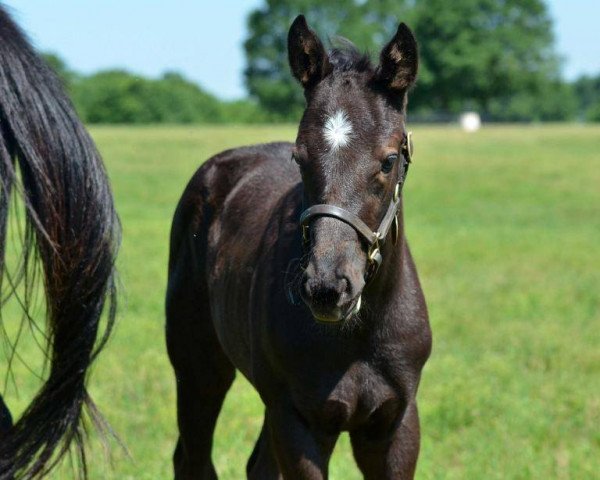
[0, 6, 119, 479]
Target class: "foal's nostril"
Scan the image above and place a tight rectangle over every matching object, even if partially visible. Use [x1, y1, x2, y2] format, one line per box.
[337, 276, 354, 303]
[302, 275, 350, 310]
[312, 284, 342, 308]
[337, 277, 348, 295]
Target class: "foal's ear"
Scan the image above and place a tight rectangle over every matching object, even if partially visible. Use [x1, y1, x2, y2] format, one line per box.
[375, 23, 418, 92]
[288, 15, 331, 89]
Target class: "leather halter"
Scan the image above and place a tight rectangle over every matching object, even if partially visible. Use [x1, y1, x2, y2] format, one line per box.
[300, 132, 414, 283]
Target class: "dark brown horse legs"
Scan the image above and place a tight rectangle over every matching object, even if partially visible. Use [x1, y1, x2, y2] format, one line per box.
[262, 404, 338, 480]
[246, 414, 281, 480]
[171, 365, 234, 480]
[350, 401, 421, 480]
[167, 243, 235, 480]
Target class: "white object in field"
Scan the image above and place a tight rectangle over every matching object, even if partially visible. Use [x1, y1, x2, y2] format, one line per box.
[460, 112, 481, 132]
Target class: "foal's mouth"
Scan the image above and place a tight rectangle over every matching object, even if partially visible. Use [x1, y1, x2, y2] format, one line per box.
[311, 294, 362, 324]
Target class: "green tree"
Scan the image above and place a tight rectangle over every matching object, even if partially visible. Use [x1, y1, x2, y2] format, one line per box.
[411, 0, 569, 118]
[244, 0, 410, 120]
[154, 72, 224, 123]
[219, 99, 272, 123]
[73, 70, 223, 124]
[573, 74, 600, 121]
[37, 53, 273, 125]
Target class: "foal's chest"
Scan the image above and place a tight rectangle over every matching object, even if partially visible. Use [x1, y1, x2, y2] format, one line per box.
[293, 361, 406, 434]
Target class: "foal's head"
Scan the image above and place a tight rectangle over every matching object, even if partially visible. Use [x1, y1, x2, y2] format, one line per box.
[289, 15, 418, 323]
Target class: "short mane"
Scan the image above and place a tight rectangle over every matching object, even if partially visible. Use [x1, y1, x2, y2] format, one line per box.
[328, 38, 373, 73]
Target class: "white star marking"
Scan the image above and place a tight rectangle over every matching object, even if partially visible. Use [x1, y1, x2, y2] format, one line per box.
[323, 110, 353, 151]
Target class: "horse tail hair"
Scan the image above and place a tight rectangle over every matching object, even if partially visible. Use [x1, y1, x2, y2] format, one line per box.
[0, 6, 119, 479]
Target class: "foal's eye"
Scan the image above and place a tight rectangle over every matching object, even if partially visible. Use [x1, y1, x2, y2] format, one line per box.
[291, 153, 300, 165]
[381, 154, 397, 174]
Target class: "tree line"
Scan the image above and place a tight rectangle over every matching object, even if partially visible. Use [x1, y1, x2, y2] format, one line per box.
[244, 0, 599, 123]
[44, 0, 599, 124]
[43, 54, 270, 124]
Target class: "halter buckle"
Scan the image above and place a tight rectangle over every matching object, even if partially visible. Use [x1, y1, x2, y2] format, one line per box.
[368, 245, 380, 263]
[406, 131, 414, 160]
[391, 215, 399, 245]
[393, 182, 401, 202]
[366, 239, 383, 280]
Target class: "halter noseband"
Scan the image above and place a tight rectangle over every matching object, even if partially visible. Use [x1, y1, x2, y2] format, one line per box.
[299, 132, 414, 283]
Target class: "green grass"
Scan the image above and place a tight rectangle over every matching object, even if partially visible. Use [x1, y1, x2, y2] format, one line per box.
[1, 124, 599, 479]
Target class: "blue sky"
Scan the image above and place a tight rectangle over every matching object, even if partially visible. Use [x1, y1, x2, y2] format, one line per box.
[4, 0, 599, 99]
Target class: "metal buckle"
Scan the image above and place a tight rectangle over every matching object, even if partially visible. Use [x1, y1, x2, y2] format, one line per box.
[407, 131, 414, 160]
[366, 239, 382, 280]
[391, 215, 399, 246]
[393, 182, 400, 202]
[368, 245, 380, 263]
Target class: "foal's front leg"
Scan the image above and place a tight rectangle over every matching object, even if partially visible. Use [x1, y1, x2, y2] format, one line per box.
[350, 401, 421, 480]
[261, 402, 338, 480]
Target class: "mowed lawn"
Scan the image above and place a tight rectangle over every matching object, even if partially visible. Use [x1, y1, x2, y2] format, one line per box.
[2, 124, 599, 479]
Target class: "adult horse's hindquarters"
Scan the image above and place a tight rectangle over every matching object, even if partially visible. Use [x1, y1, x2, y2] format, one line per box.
[167, 15, 431, 480]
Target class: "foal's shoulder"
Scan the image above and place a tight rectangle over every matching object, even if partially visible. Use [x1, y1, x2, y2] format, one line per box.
[181, 141, 298, 209]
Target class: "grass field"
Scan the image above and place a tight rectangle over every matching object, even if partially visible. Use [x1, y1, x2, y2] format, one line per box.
[2, 124, 599, 479]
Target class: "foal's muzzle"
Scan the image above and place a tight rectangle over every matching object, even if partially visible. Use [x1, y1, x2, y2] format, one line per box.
[300, 249, 365, 323]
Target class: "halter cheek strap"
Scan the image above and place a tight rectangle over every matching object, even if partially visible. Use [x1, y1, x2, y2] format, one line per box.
[300, 132, 413, 283]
